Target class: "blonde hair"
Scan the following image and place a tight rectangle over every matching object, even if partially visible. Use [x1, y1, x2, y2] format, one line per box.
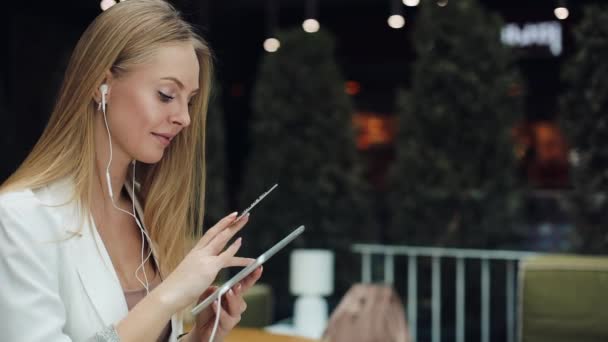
[1, 0, 211, 279]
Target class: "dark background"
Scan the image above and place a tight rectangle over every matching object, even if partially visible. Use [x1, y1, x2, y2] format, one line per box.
[0, 0, 598, 197]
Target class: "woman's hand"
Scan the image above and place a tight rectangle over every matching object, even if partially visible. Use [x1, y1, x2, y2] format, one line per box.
[154, 212, 254, 313]
[190, 266, 263, 342]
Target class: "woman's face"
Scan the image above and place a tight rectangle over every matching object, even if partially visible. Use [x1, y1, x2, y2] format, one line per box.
[103, 42, 200, 164]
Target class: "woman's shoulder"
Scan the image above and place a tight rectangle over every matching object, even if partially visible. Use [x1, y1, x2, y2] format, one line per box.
[0, 178, 78, 239]
[0, 177, 75, 206]
[0, 187, 41, 213]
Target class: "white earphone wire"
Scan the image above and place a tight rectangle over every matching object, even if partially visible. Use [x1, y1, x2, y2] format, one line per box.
[101, 86, 153, 295]
[131, 160, 154, 295]
[209, 296, 222, 342]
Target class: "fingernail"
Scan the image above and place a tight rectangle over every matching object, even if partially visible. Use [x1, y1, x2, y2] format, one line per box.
[229, 289, 234, 296]
[229, 212, 238, 218]
[236, 237, 242, 244]
[236, 284, 242, 291]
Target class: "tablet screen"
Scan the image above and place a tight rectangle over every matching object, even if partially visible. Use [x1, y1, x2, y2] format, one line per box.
[191, 225, 305, 315]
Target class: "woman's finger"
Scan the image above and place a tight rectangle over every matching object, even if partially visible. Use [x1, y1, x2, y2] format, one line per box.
[212, 301, 241, 332]
[222, 288, 247, 316]
[194, 286, 218, 324]
[235, 266, 263, 295]
[218, 238, 255, 268]
[205, 214, 250, 256]
[224, 257, 256, 268]
[197, 212, 238, 247]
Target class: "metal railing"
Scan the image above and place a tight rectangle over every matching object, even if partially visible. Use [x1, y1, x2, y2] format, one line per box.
[351, 244, 540, 342]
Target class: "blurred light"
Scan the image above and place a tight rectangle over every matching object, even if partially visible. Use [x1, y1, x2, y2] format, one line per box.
[100, 0, 117, 11]
[501, 21, 563, 56]
[345, 81, 361, 95]
[554, 7, 569, 20]
[263, 38, 281, 53]
[302, 18, 320, 33]
[569, 150, 580, 166]
[353, 112, 397, 150]
[437, 0, 448, 7]
[388, 15, 405, 29]
[402, 0, 420, 6]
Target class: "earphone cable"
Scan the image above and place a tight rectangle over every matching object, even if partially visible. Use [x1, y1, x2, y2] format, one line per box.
[101, 92, 153, 294]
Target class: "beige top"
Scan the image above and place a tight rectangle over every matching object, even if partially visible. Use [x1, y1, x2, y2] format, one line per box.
[123, 272, 172, 342]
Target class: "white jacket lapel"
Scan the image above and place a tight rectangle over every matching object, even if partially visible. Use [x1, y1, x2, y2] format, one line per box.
[72, 212, 129, 326]
[44, 177, 128, 327]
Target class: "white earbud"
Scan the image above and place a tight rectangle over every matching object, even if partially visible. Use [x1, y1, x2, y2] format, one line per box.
[99, 83, 109, 113]
[99, 84, 113, 198]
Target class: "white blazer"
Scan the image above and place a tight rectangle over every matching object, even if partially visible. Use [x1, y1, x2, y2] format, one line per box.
[0, 178, 184, 341]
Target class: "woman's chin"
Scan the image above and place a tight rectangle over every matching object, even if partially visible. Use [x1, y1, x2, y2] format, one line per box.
[136, 151, 165, 164]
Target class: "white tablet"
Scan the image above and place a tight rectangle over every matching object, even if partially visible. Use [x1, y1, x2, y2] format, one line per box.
[191, 225, 305, 316]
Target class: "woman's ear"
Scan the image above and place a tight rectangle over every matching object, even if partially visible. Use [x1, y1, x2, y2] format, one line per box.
[93, 71, 114, 104]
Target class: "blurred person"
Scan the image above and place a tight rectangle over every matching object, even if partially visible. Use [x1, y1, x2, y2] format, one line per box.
[0, 1, 261, 341]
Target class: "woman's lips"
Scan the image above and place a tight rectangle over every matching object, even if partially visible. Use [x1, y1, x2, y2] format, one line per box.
[151, 133, 171, 146]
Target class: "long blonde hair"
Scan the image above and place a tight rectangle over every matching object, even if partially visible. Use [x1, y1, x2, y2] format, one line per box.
[0, 0, 211, 278]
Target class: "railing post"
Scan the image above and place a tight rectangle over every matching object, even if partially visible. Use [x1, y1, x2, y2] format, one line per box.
[456, 257, 466, 342]
[384, 252, 395, 285]
[362, 251, 372, 284]
[408, 254, 418, 342]
[432, 255, 441, 342]
[481, 258, 490, 342]
[506, 260, 515, 342]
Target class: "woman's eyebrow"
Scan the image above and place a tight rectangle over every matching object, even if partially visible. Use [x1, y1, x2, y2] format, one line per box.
[161, 76, 199, 94]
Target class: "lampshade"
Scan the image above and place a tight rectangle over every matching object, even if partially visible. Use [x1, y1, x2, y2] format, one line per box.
[290, 249, 334, 296]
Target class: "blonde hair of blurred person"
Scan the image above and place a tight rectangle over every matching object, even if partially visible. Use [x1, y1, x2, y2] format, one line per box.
[0, 1, 261, 341]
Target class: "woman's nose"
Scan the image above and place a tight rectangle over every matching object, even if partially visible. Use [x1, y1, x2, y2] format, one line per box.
[172, 106, 191, 127]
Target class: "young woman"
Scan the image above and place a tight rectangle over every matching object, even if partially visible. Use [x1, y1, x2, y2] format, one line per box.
[0, 1, 262, 341]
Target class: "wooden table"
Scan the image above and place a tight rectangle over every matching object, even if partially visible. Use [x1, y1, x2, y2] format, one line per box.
[226, 328, 319, 342]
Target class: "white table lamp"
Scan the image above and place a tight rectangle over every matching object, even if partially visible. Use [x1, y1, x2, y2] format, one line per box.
[289, 249, 334, 339]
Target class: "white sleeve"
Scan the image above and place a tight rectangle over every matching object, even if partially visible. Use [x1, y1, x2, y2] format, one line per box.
[0, 195, 73, 342]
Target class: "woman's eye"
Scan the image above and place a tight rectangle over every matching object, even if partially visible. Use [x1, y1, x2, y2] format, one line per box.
[158, 91, 174, 103]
